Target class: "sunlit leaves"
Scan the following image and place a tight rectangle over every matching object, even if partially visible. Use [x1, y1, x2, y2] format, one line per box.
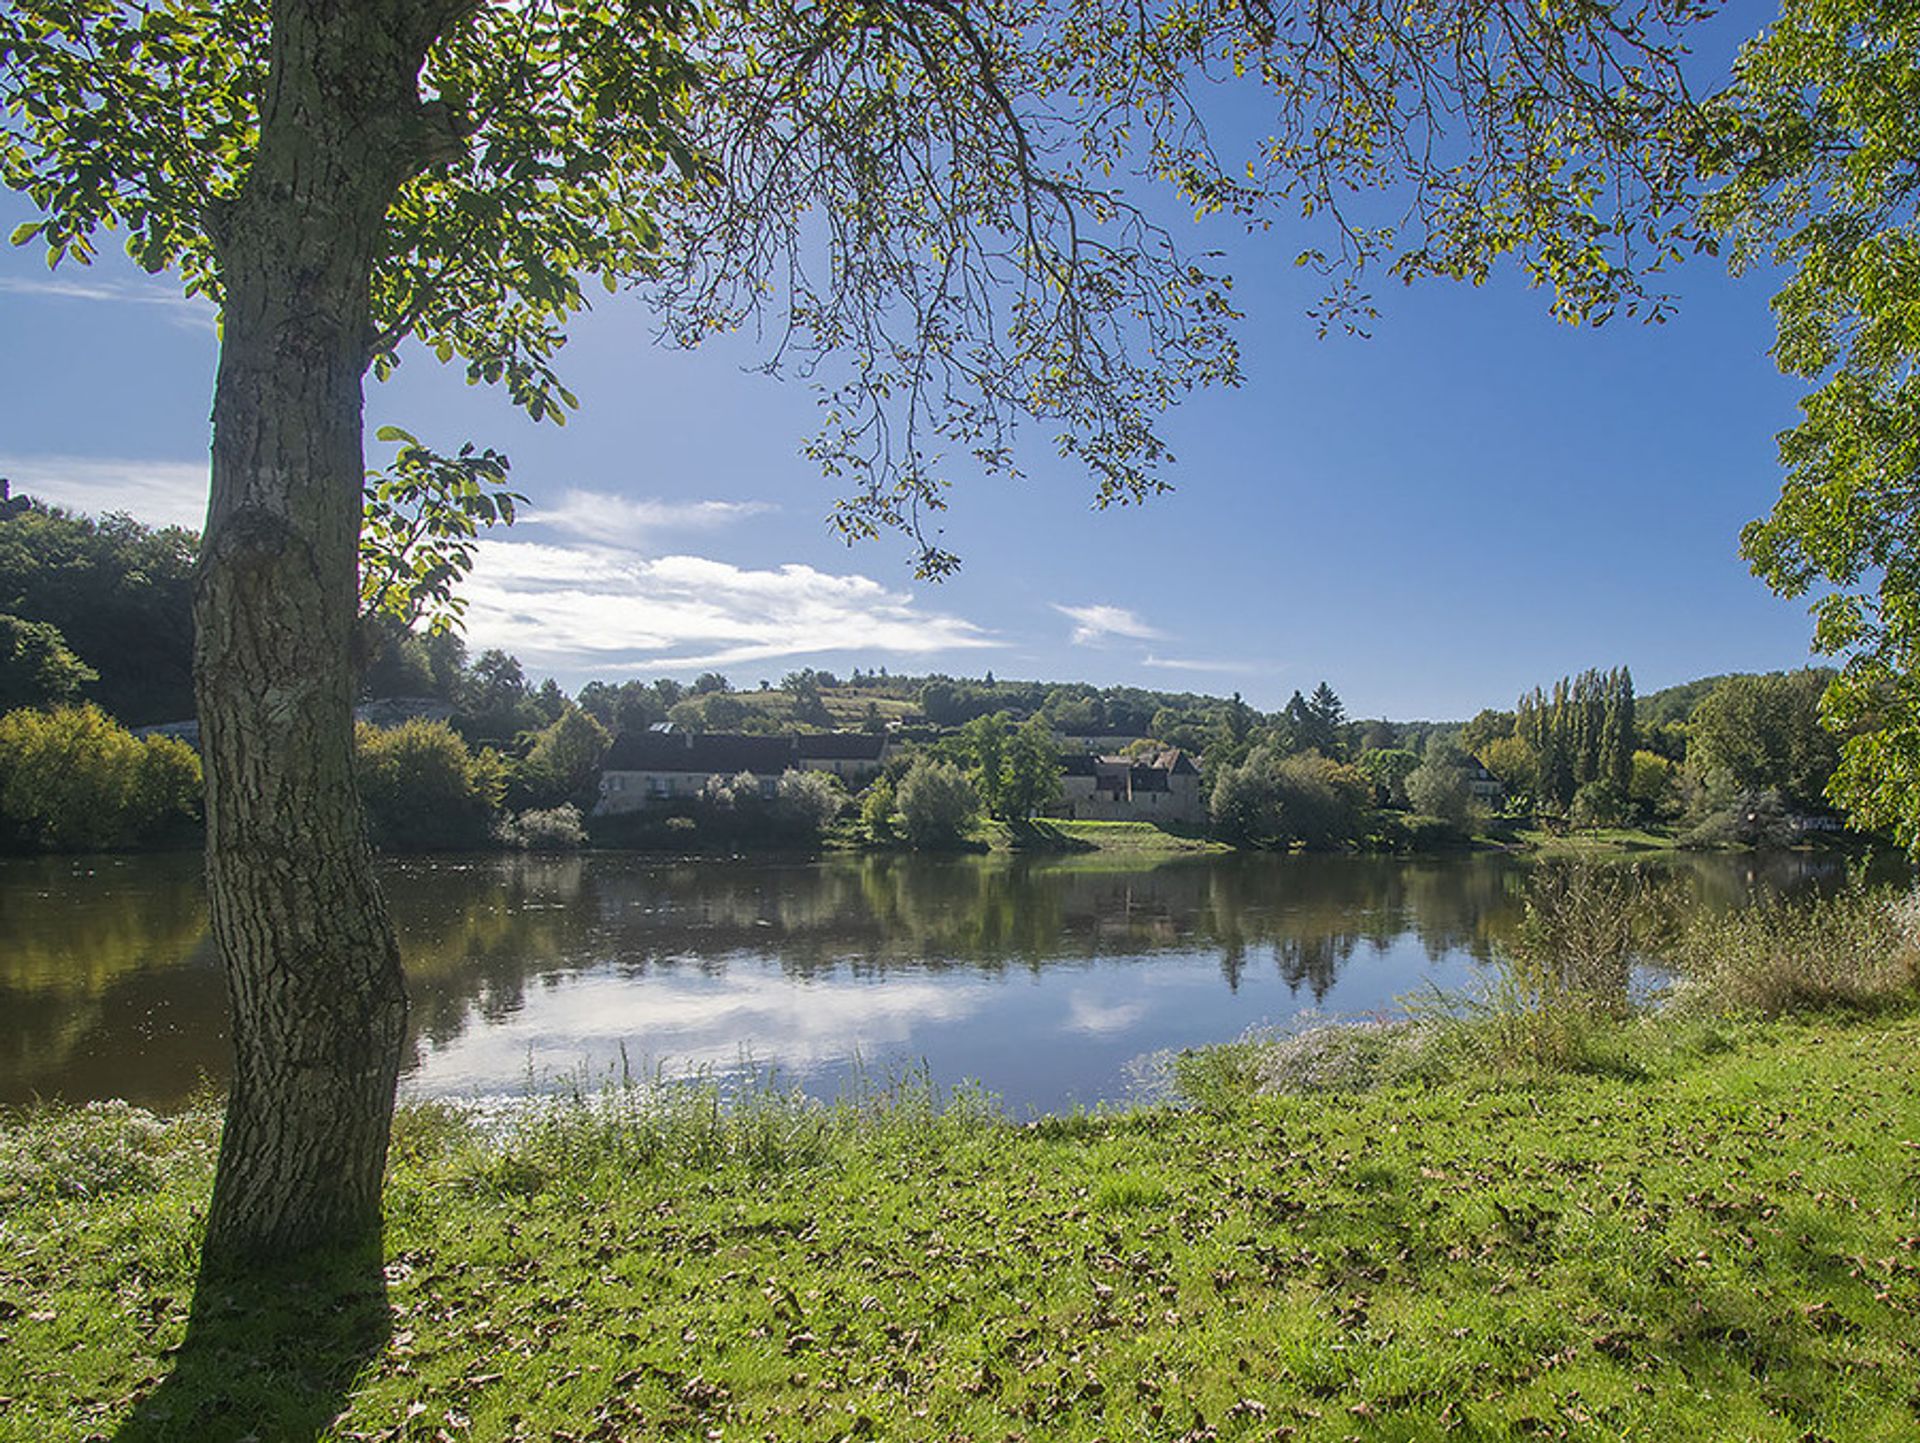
[359, 430, 524, 636]
[1709, 0, 1920, 844]
[5, 0, 1714, 582]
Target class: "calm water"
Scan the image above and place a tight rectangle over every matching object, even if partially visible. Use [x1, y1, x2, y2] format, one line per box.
[0, 849, 1860, 1114]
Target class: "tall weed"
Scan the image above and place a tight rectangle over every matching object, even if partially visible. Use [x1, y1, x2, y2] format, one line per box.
[1476, 863, 1675, 1072]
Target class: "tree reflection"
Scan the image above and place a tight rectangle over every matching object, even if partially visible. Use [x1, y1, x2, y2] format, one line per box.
[1, 848, 1866, 1109]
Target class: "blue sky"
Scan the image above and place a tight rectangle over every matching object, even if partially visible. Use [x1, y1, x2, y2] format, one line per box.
[0, 42, 1821, 721]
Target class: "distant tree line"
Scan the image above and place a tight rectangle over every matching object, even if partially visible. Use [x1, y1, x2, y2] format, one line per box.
[0, 492, 1866, 854]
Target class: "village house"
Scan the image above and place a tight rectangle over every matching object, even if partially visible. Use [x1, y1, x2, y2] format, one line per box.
[595, 731, 891, 813]
[792, 731, 892, 784]
[1460, 757, 1504, 807]
[1052, 748, 1205, 824]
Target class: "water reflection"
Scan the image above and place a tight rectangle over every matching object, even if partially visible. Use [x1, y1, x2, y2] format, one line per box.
[0, 848, 1867, 1114]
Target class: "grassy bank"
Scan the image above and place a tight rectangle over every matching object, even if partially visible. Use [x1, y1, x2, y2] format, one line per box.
[990, 818, 1226, 854]
[5, 1008, 1920, 1442]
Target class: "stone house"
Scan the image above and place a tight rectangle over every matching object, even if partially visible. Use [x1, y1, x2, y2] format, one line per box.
[1461, 757, 1504, 806]
[596, 732, 799, 813]
[793, 732, 892, 784]
[1053, 748, 1205, 824]
[595, 731, 890, 813]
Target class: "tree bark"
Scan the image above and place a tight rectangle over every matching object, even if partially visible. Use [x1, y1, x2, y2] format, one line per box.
[194, 0, 456, 1269]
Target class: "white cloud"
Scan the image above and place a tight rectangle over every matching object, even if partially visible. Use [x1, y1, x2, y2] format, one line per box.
[0, 454, 207, 529]
[1054, 602, 1165, 645]
[0, 457, 994, 673]
[0, 275, 213, 327]
[524, 487, 775, 547]
[461, 537, 999, 671]
[1142, 653, 1260, 675]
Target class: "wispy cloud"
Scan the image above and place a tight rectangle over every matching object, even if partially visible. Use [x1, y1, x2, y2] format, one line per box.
[0, 275, 213, 328]
[0, 454, 207, 529]
[1142, 653, 1260, 675]
[461, 538, 999, 672]
[1054, 603, 1165, 645]
[524, 488, 775, 548]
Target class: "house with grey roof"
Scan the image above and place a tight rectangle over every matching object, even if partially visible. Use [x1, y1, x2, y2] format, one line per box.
[595, 730, 891, 813]
[1053, 748, 1205, 824]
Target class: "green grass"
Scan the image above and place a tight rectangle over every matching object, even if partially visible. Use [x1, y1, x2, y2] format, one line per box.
[1510, 824, 1681, 855]
[1022, 819, 1226, 853]
[5, 1014, 1920, 1442]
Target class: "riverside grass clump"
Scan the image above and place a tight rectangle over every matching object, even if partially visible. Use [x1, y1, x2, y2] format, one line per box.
[6, 1018, 1920, 1442]
[1672, 874, 1920, 1018]
[1164, 864, 1920, 1105]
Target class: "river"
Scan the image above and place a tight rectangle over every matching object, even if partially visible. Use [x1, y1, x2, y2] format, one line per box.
[0, 848, 1858, 1115]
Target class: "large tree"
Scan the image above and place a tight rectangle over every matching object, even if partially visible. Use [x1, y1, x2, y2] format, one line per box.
[1706, 0, 1920, 849]
[1, 0, 1706, 1270]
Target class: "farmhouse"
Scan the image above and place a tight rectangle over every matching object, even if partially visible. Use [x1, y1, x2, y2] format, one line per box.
[1461, 757, 1504, 806]
[595, 730, 892, 813]
[1053, 748, 1205, 824]
[793, 731, 892, 783]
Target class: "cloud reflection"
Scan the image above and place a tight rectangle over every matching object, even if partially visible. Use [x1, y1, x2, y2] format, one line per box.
[404, 962, 992, 1096]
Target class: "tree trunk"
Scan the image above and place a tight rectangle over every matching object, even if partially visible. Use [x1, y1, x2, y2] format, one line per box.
[194, 0, 456, 1269]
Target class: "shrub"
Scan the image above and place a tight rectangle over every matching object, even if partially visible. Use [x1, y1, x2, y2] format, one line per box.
[1680, 774, 1797, 849]
[357, 718, 504, 851]
[1477, 863, 1674, 1071]
[0, 1100, 180, 1206]
[897, 758, 978, 849]
[1208, 746, 1281, 845]
[496, 803, 588, 851]
[0, 704, 201, 850]
[860, 775, 897, 840]
[1272, 752, 1366, 848]
[0, 613, 96, 710]
[512, 705, 611, 809]
[1406, 755, 1473, 829]
[1208, 748, 1364, 849]
[1569, 778, 1629, 830]
[774, 767, 846, 836]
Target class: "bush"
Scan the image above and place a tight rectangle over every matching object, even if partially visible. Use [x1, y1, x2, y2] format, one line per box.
[1208, 748, 1364, 849]
[512, 705, 610, 809]
[0, 704, 201, 850]
[357, 718, 504, 851]
[1405, 755, 1473, 829]
[496, 804, 588, 851]
[1672, 878, 1920, 1017]
[1272, 752, 1366, 848]
[860, 776, 897, 841]
[1569, 777, 1629, 830]
[1478, 863, 1674, 1071]
[897, 758, 979, 849]
[1207, 746, 1280, 845]
[1680, 774, 1797, 849]
[1371, 812, 1464, 853]
[774, 767, 846, 836]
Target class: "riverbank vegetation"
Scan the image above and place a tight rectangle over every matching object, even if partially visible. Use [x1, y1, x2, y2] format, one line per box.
[4, 870, 1918, 1442]
[0, 491, 1883, 859]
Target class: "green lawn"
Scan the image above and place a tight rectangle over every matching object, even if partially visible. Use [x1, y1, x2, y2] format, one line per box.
[5, 1014, 1919, 1441]
[1507, 825, 1681, 855]
[1001, 819, 1225, 854]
